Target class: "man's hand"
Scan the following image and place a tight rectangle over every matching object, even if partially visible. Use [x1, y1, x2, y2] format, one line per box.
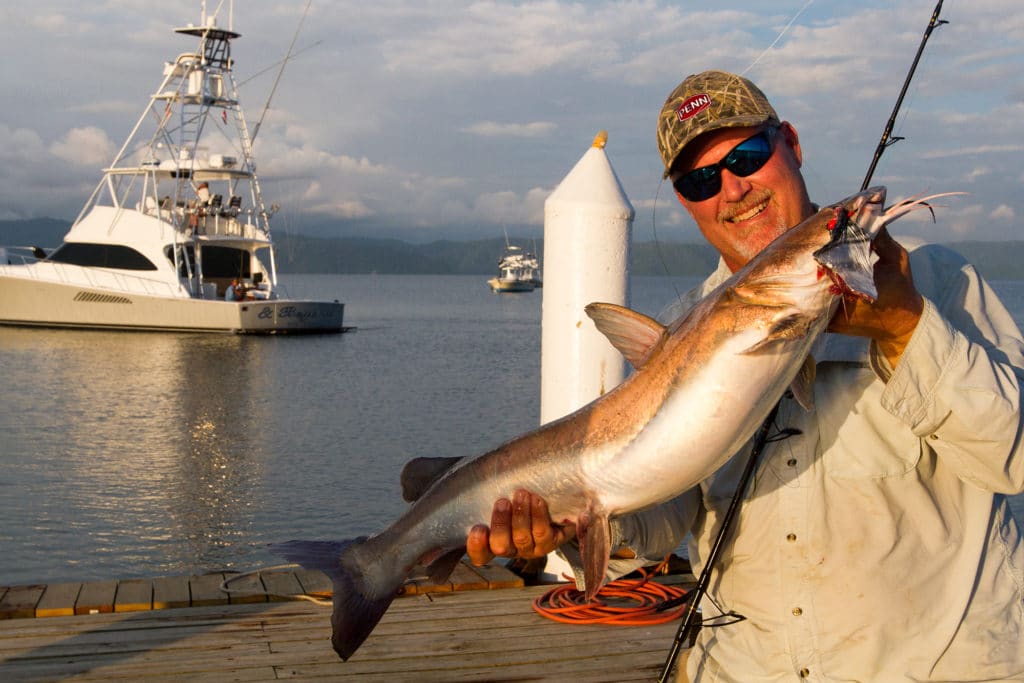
[828, 228, 923, 369]
[466, 489, 576, 566]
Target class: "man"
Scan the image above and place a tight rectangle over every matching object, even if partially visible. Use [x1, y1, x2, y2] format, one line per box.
[225, 277, 247, 301]
[466, 71, 1024, 681]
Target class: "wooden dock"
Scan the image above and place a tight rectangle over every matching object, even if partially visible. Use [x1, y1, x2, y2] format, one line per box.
[0, 562, 693, 681]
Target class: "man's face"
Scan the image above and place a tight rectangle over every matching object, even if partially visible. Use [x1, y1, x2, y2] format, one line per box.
[670, 122, 814, 272]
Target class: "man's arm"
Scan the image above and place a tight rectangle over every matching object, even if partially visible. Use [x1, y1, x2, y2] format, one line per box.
[848, 236, 1024, 493]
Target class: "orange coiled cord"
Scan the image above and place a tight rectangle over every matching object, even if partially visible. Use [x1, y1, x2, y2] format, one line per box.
[532, 559, 689, 625]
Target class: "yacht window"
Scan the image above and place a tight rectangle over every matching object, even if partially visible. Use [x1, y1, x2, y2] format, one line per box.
[201, 245, 251, 278]
[48, 242, 158, 271]
[164, 245, 196, 277]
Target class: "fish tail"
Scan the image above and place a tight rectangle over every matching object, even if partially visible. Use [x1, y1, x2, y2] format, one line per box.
[271, 538, 398, 661]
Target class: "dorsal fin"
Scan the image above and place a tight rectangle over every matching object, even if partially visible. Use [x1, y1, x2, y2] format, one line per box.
[400, 456, 463, 502]
[584, 303, 667, 369]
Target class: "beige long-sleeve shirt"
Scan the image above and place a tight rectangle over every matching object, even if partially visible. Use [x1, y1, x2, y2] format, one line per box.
[566, 240, 1024, 682]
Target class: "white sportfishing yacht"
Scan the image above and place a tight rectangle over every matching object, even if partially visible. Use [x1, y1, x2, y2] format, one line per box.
[0, 8, 344, 333]
[487, 244, 542, 293]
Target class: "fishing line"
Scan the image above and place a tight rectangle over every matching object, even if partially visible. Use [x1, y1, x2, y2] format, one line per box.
[649, 0, 818, 311]
[650, 180, 687, 309]
[741, 0, 817, 76]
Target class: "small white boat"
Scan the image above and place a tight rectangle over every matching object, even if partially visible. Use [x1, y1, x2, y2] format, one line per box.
[487, 244, 541, 293]
[0, 7, 344, 334]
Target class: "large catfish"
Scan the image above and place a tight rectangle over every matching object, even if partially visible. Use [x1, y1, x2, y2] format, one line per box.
[274, 186, 953, 660]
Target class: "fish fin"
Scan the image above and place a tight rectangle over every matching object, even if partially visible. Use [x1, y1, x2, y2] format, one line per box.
[400, 456, 463, 502]
[576, 509, 611, 603]
[742, 313, 813, 354]
[789, 356, 816, 411]
[271, 539, 396, 661]
[813, 221, 877, 301]
[424, 547, 466, 584]
[584, 302, 667, 369]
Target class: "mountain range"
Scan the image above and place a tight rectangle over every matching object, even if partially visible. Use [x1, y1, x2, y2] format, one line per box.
[3, 217, 1023, 280]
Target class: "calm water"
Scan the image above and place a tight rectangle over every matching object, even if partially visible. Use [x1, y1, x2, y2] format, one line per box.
[0, 274, 1022, 586]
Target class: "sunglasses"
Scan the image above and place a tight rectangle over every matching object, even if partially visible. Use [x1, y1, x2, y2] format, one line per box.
[672, 127, 778, 202]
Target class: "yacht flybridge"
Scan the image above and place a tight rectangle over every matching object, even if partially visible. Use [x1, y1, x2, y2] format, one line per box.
[0, 8, 344, 333]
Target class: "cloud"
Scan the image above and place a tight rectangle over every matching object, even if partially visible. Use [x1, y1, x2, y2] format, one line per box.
[990, 204, 1015, 221]
[463, 121, 557, 138]
[923, 145, 1024, 160]
[49, 127, 116, 167]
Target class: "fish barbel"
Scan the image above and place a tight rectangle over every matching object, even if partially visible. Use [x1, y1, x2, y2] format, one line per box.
[274, 186, 958, 660]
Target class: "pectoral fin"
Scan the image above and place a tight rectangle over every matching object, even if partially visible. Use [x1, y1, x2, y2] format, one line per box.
[789, 356, 816, 411]
[576, 507, 611, 603]
[742, 312, 816, 354]
[585, 303, 667, 369]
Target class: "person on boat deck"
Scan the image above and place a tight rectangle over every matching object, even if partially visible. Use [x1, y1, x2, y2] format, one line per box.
[196, 182, 211, 205]
[225, 277, 248, 302]
[466, 70, 1024, 682]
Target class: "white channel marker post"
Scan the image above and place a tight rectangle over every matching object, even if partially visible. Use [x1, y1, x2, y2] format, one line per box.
[539, 131, 635, 581]
[541, 130, 635, 423]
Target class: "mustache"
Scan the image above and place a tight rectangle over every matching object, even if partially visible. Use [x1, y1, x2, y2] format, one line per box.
[718, 189, 773, 222]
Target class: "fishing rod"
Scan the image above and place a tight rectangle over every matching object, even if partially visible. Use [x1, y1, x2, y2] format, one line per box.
[861, 0, 948, 190]
[657, 4, 949, 681]
[656, 403, 784, 683]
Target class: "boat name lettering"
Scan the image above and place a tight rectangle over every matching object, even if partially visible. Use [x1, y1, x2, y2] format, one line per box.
[258, 306, 318, 322]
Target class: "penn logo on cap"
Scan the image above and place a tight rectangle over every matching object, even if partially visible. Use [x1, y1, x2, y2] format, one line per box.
[676, 93, 711, 122]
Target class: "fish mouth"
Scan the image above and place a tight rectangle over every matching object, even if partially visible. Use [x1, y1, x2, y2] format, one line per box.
[720, 190, 772, 224]
[813, 188, 889, 303]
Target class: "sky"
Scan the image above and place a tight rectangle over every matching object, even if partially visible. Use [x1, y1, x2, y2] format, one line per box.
[0, 0, 1021, 244]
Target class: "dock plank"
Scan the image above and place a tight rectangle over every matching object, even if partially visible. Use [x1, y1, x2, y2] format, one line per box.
[152, 575, 191, 609]
[449, 562, 490, 592]
[259, 570, 305, 602]
[75, 579, 118, 615]
[0, 585, 45, 619]
[114, 578, 153, 613]
[292, 568, 331, 597]
[35, 582, 82, 618]
[189, 573, 228, 607]
[224, 572, 268, 605]
[466, 560, 526, 589]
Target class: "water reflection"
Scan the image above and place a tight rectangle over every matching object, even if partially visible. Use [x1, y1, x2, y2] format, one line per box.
[166, 335, 268, 573]
[0, 328, 271, 582]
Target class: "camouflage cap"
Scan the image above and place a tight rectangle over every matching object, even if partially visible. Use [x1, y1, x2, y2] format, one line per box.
[656, 70, 779, 177]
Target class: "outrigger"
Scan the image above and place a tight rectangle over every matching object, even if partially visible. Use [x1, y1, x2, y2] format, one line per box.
[0, 6, 345, 333]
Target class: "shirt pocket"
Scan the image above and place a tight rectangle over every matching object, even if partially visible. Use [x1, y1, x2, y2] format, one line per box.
[816, 365, 922, 480]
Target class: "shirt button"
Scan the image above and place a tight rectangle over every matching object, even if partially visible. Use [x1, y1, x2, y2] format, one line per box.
[787, 458, 797, 467]
[786, 533, 797, 542]
[792, 607, 803, 616]
[799, 668, 810, 678]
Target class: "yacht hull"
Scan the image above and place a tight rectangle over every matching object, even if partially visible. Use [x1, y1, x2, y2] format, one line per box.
[0, 275, 344, 334]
